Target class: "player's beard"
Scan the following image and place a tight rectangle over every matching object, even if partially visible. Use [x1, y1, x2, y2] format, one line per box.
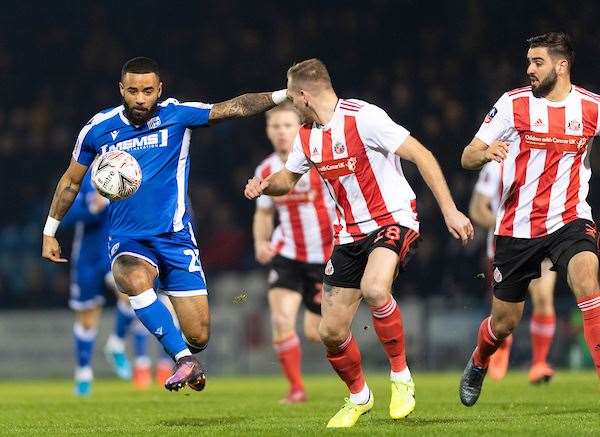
[531, 69, 558, 98]
[122, 99, 158, 125]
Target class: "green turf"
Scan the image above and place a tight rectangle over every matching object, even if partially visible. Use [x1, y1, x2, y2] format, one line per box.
[0, 372, 598, 436]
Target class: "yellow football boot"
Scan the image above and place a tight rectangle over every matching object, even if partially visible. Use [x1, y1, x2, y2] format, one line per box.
[326, 392, 374, 428]
[389, 378, 415, 419]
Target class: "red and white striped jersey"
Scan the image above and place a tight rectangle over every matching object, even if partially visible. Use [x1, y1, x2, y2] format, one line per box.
[475, 86, 599, 239]
[255, 153, 335, 264]
[285, 99, 419, 245]
[473, 161, 502, 257]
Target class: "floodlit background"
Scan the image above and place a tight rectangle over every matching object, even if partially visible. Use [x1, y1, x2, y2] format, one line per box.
[0, 0, 598, 377]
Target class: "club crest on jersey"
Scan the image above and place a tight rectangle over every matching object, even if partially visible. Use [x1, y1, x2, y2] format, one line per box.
[325, 259, 334, 275]
[147, 116, 161, 129]
[111, 130, 119, 140]
[493, 267, 502, 283]
[484, 107, 497, 123]
[568, 119, 581, 131]
[334, 141, 346, 154]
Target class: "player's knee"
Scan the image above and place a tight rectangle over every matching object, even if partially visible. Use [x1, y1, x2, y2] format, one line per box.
[361, 280, 391, 308]
[568, 252, 600, 298]
[271, 312, 294, 336]
[318, 321, 348, 349]
[304, 322, 321, 343]
[183, 324, 210, 349]
[112, 257, 155, 294]
[492, 313, 520, 338]
[76, 312, 99, 331]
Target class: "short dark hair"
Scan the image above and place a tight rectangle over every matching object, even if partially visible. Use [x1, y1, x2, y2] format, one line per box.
[121, 57, 160, 79]
[527, 32, 575, 68]
[287, 58, 332, 88]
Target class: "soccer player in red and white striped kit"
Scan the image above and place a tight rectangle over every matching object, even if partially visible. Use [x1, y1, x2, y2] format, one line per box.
[460, 32, 600, 406]
[253, 103, 335, 403]
[245, 59, 473, 428]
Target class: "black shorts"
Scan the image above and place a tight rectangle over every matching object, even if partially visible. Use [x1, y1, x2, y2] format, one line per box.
[493, 219, 599, 302]
[323, 224, 420, 289]
[268, 255, 324, 315]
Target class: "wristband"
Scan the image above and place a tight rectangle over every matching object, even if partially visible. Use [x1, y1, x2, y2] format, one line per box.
[43, 216, 60, 237]
[271, 89, 288, 105]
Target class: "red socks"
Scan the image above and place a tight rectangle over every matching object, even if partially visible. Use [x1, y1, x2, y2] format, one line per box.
[369, 297, 407, 371]
[326, 335, 366, 394]
[577, 293, 600, 377]
[530, 313, 556, 365]
[472, 317, 504, 368]
[274, 334, 303, 391]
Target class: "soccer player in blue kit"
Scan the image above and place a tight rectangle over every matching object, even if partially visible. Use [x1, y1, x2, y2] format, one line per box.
[42, 57, 288, 391]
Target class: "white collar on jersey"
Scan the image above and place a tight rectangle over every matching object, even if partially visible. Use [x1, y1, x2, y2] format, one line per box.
[538, 85, 574, 107]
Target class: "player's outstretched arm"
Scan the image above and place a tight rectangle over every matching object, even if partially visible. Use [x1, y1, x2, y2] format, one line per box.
[244, 168, 302, 199]
[208, 90, 287, 124]
[42, 159, 88, 263]
[461, 137, 509, 170]
[396, 135, 474, 244]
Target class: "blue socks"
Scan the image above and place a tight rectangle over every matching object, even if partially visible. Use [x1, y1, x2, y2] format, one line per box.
[132, 321, 149, 361]
[129, 289, 190, 361]
[73, 322, 97, 379]
[114, 300, 135, 340]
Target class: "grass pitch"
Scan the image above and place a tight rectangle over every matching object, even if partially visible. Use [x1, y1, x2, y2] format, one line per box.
[0, 372, 598, 436]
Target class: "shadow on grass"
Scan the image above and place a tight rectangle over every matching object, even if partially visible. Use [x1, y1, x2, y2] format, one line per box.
[369, 417, 478, 427]
[160, 417, 247, 427]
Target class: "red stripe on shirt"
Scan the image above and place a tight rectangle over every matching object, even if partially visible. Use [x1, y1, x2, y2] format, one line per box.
[344, 115, 390, 227]
[530, 106, 564, 237]
[286, 203, 307, 262]
[499, 97, 530, 235]
[322, 129, 362, 239]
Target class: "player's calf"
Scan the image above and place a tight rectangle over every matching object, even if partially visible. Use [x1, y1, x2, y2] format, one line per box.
[569, 252, 600, 377]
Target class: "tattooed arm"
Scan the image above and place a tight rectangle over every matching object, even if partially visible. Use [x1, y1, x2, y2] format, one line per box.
[208, 92, 281, 124]
[42, 159, 88, 262]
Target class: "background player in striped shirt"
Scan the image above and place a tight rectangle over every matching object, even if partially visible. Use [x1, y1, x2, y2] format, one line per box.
[470, 160, 557, 383]
[253, 104, 335, 404]
[460, 32, 600, 406]
[245, 59, 473, 427]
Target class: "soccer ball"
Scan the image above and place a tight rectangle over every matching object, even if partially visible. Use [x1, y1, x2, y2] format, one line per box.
[91, 150, 142, 201]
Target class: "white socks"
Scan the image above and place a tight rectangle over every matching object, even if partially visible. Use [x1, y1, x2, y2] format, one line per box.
[349, 383, 371, 405]
[390, 367, 412, 383]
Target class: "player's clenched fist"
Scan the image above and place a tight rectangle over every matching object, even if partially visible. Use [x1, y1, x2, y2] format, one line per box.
[244, 176, 270, 199]
[42, 235, 68, 263]
[484, 140, 509, 163]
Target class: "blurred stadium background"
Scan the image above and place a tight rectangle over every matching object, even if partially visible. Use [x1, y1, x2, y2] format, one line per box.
[0, 0, 598, 379]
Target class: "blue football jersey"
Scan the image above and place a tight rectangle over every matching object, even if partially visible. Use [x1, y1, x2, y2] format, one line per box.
[62, 171, 110, 273]
[72, 99, 212, 238]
